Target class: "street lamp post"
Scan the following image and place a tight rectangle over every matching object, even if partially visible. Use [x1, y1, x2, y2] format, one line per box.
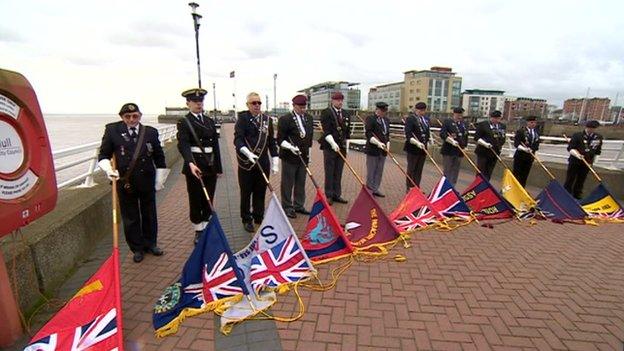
[189, 2, 203, 88]
[273, 73, 277, 115]
[213, 82, 217, 119]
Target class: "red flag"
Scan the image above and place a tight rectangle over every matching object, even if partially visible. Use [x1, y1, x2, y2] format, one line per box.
[26, 249, 124, 350]
[461, 173, 514, 220]
[390, 186, 444, 232]
[345, 185, 400, 251]
[301, 189, 354, 263]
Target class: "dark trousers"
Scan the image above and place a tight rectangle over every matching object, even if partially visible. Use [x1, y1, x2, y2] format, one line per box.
[406, 152, 426, 189]
[117, 184, 157, 253]
[184, 172, 217, 225]
[238, 165, 269, 224]
[442, 155, 462, 186]
[323, 149, 345, 199]
[477, 155, 497, 181]
[281, 160, 307, 211]
[564, 160, 589, 199]
[512, 155, 533, 187]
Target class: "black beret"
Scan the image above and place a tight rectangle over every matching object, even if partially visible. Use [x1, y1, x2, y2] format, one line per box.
[415, 102, 427, 110]
[182, 88, 208, 102]
[586, 120, 600, 128]
[453, 107, 465, 114]
[490, 110, 502, 118]
[525, 116, 537, 121]
[375, 101, 389, 110]
[331, 91, 345, 100]
[119, 102, 141, 116]
[292, 94, 307, 105]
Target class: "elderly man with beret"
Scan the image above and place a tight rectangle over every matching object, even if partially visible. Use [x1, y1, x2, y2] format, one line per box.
[564, 120, 603, 199]
[318, 91, 351, 205]
[404, 101, 431, 190]
[365, 101, 391, 197]
[474, 110, 507, 180]
[98, 103, 167, 263]
[440, 107, 469, 186]
[277, 94, 314, 218]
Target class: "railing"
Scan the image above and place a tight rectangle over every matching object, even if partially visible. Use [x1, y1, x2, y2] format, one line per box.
[314, 120, 624, 170]
[53, 125, 178, 189]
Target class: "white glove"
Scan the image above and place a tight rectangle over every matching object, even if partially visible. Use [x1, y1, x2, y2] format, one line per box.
[445, 137, 459, 147]
[386, 142, 391, 151]
[271, 156, 280, 174]
[240, 146, 259, 164]
[477, 138, 493, 149]
[429, 138, 436, 146]
[325, 135, 339, 152]
[370, 136, 386, 150]
[517, 145, 531, 153]
[155, 168, 166, 191]
[410, 137, 425, 149]
[98, 159, 119, 181]
[280, 140, 301, 155]
[570, 149, 584, 160]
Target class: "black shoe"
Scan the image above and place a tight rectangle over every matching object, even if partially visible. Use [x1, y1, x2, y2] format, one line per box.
[286, 210, 297, 219]
[148, 246, 164, 256]
[372, 191, 385, 198]
[295, 208, 311, 215]
[194, 231, 202, 245]
[333, 197, 348, 204]
[133, 251, 144, 263]
[244, 222, 255, 233]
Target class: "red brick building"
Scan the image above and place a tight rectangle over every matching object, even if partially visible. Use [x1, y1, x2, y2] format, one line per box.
[563, 97, 611, 121]
[503, 97, 547, 121]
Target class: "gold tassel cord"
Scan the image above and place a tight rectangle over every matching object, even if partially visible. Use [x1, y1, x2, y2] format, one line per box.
[300, 256, 354, 292]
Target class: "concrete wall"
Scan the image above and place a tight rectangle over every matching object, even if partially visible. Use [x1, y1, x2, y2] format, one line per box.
[0, 143, 181, 314]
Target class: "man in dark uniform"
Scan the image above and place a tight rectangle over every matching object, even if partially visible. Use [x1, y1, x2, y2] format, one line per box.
[319, 91, 351, 205]
[404, 101, 430, 190]
[474, 110, 506, 180]
[365, 102, 391, 197]
[234, 92, 279, 232]
[512, 116, 540, 187]
[277, 94, 314, 219]
[98, 103, 167, 263]
[177, 88, 223, 244]
[440, 107, 468, 186]
[564, 120, 603, 199]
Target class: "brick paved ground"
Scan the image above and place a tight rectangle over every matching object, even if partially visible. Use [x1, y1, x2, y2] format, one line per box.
[11, 123, 624, 351]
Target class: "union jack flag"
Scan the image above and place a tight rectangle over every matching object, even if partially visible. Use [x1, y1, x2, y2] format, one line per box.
[203, 252, 245, 304]
[393, 204, 439, 232]
[428, 176, 471, 219]
[249, 236, 313, 293]
[25, 309, 119, 351]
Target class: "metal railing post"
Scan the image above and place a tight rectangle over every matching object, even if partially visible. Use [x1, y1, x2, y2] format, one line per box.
[78, 148, 100, 188]
[610, 142, 624, 169]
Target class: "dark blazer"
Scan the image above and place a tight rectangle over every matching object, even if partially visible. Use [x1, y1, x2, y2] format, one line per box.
[234, 111, 278, 171]
[513, 127, 540, 161]
[474, 121, 507, 158]
[567, 131, 603, 164]
[176, 112, 222, 175]
[319, 107, 351, 151]
[364, 113, 390, 156]
[277, 112, 314, 164]
[439, 117, 468, 157]
[403, 113, 431, 155]
[98, 121, 166, 192]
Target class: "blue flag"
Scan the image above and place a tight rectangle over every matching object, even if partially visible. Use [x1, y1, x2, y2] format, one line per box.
[153, 214, 247, 337]
[536, 180, 587, 222]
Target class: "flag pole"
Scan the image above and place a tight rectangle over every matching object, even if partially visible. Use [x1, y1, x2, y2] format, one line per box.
[111, 157, 120, 249]
[353, 114, 418, 187]
[288, 137, 321, 190]
[336, 149, 365, 186]
[562, 134, 603, 182]
[520, 142, 556, 180]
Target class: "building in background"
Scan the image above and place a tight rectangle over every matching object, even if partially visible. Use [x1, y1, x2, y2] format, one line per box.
[298, 81, 361, 110]
[461, 89, 514, 117]
[610, 106, 624, 124]
[368, 82, 403, 111]
[402, 66, 462, 113]
[562, 97, 611, 122]
[503, 97, 548, 121]
[272, 102, 291, 116]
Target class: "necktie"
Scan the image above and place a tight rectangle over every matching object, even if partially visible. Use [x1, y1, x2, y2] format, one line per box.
[337, 109, 343, 123]
[197, 114, 203, 124]
[129, 127, 137, 142]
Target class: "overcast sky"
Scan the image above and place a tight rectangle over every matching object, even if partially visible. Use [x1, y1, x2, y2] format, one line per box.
[1, 0, 623, 114]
